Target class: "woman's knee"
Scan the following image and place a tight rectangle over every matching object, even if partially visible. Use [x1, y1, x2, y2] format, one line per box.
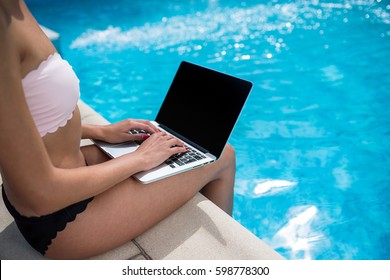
[225, 143, 236, 160]
[221, 143, 236, 168]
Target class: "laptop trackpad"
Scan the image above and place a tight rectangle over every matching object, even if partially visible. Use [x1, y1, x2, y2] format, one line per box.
[95, 141, 139, 158]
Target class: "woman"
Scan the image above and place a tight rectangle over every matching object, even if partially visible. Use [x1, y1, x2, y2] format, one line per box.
[0, 0, 235, 259]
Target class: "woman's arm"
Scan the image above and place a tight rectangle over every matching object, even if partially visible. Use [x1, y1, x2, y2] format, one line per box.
[0, 18, 56, 213]
[82, 119, 159, 143]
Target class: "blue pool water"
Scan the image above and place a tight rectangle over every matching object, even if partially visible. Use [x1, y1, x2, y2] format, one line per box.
[27, 0, 390, 260]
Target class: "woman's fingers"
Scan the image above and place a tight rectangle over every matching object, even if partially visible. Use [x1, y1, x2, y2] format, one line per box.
[134, 132, 188, 171]
[145, 132, 186, 152]
[130, 119, 160, 134]
[128, 133, 149, 142]
[157, 132, 185, 147]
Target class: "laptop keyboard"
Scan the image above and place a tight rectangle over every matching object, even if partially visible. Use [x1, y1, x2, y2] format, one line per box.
[129, 129, 206, 168]
[165, 146, 206, 168]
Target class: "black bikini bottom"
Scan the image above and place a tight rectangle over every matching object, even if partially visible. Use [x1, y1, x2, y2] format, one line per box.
[2, 186, 93, 255]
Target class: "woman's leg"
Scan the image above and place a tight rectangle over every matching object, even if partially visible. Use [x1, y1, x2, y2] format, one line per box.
[45, 144, 235, 259]
[200, 147, 235, 215]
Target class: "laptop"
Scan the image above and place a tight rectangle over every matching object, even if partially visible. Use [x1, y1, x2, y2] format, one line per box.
[94, 61, 252, 183]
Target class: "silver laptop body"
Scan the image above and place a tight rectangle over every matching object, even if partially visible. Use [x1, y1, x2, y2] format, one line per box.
[94, 61, 252, 184]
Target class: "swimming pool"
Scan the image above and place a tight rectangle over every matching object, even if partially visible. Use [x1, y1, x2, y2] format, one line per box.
[27, 0, 390, 260]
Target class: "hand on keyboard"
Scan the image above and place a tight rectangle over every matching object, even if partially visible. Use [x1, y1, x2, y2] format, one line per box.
[129, 129, 151, 144]
[130, 130, 206, 169]
[165, 145, 206, 168]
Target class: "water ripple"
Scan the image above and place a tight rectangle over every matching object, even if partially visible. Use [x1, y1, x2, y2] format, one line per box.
[71, 0, 389, 55]
[269, 205, 327, 260]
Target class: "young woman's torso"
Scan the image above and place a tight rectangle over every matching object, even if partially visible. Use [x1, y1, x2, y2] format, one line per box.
[2, 0, 86, 216]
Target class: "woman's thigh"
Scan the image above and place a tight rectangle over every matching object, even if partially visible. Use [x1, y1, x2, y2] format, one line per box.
[45, 144, 232, 259]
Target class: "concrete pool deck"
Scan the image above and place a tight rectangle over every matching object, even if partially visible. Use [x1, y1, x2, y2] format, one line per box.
[0, 100, 283, 260]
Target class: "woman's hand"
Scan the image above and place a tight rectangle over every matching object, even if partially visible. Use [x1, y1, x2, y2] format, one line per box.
[100, 119, 160, 144]
[132, 132, 188, 171]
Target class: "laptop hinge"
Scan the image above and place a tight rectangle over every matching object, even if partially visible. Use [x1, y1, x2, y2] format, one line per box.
[158, 124, 210, 154]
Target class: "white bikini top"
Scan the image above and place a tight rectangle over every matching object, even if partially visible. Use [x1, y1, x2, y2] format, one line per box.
[22, 53, 80, 137]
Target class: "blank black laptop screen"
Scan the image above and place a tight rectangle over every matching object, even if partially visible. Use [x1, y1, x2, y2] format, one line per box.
[155, 61, 252, 157]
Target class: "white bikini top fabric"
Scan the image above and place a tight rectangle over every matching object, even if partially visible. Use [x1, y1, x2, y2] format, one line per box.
[22, 53, 80, 137]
